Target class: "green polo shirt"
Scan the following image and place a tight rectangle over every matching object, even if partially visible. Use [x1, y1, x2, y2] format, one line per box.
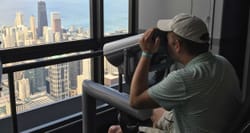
[148, 52, 242, 133]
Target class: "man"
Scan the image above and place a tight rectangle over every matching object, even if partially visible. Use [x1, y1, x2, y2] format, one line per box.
[109, 13, 242, 133]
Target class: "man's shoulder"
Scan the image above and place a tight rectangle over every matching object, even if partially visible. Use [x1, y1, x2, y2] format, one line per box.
[214, 54, 230, 63]
[169, 67, 193, 78]
[213, 54, 235, 70]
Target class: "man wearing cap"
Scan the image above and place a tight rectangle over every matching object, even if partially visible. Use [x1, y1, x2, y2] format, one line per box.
[109, 13, 242, 133]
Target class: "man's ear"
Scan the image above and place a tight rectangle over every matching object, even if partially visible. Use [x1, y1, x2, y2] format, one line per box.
[174, 39, 181, 53]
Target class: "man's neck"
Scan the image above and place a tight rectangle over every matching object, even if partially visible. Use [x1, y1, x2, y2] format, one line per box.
[179, 54, 195, 65]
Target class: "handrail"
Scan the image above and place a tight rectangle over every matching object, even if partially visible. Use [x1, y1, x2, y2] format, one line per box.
[0, 39, 98, 64]
[82, 80, 152, 133]
[3, 50, 103, 73]
[0, 34, 132, 64]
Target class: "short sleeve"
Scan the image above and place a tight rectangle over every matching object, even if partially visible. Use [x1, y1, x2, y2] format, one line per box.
[147, 71, 186, 110]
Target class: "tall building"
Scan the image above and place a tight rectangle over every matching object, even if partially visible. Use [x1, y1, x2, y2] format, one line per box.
[1, 26, 17, 48]
[51, 12, 62, 33]
[54, 32, 62, 42]
[37, 0, 48, 38]
[30, 15, 37, 40]
[43, 26, 54, 43]
[0, 83, 11, 118]
[76, 75, 85, 95]
[16, 25, 28, 47]
[17, 78, 31, 100]
[82, 59, 91, 78]
[24, 31, 36, 46]
[48, 63, 69, 100]
[15, 12, 24, 26]
[24, 68, 46, 94]
[68, 61, 82, 90]
[76, 59, 91, 95]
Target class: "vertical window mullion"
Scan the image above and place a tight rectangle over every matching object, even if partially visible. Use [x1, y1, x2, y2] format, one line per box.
[90, 0, 104, 83]
[129, 0, 139, 34]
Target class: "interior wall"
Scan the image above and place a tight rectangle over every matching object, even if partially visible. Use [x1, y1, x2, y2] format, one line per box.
[212, 0, 224, 39]
[138, 0, 223, 40]
[138, 0, 191, 30]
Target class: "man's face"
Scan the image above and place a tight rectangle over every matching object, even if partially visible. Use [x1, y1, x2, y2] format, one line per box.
[167, 32, 179, 61]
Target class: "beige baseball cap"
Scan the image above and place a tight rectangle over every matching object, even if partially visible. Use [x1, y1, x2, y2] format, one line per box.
[157, 13, 209, 43]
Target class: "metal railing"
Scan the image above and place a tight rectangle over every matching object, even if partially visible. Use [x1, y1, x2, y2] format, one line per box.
[82, 80, 152, 133]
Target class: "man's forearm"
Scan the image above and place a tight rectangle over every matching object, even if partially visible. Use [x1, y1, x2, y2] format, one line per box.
[130, 56, 151, 106]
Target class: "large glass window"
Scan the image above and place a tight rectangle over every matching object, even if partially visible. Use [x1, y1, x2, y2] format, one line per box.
[0, 58, 91, 118]
[103, 0, 129, 86]
[0, 0, 90, 49]
[0, 0, 133, 131]
[104, 0, 129, 36]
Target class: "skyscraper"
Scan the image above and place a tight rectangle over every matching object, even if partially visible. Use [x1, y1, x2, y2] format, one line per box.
[30, 15, 37, 40]
[1, 26, 17, 48]
[24, 68, 46, 94]
[17, 78, 31, 100]
[37, 0, 48, 38]
[76, 75, 85, 95]
[51, 12, 62, 33]
[82, 59, 91, 78]
[43, 26, 54, 43]
[15, 12, 24, 26]
[68, 61, 82, 90]
[16, 25, 28, 47]
[54, 32, 62, 42]
[48, 63, 69, 100]
[0, 83, 11, 118]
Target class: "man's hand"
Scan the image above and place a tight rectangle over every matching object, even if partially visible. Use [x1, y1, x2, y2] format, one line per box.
[151, 108, 166, 128]
[139, 28, 160, 54]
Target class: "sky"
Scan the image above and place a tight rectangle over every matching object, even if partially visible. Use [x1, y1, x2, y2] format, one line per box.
[0, 0, 89, 28]
[0, 0, 128, 31]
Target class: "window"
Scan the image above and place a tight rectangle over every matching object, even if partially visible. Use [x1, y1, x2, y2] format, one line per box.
[0, 58, 91, 118]
[0, 0, 91, 117]
[0, 0, 90, 49]
[0, 0, 134, 132]
[103, 0, 129, 86]
[104, 0, 129, 36]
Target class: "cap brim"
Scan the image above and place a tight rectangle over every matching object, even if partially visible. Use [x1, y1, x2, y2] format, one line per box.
[157, 19, 173, 32]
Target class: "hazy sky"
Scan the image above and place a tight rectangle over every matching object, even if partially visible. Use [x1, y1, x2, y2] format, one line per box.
[0, 0, 128, 31]
[0, 0, 89, 27]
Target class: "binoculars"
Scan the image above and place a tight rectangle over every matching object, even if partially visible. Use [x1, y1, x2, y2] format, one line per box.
[103, 28, 172, 83]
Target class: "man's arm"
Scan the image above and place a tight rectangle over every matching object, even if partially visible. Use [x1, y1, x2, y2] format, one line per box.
[129, 29, 160, 109]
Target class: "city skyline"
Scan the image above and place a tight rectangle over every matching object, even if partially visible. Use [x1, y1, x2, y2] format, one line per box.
[0, 0, 125, 119]
[0, 0, 89, 49]
[0, 0, 89, 29]
[0, 0, 128, 32]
